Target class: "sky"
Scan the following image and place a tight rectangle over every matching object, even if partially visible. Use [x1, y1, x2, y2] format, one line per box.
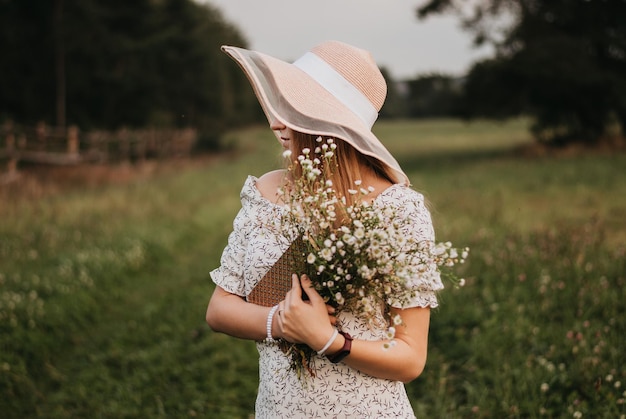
[200, 0, 494, 80]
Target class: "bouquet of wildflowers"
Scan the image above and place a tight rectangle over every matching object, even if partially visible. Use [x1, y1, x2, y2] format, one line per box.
[277, 137, 468, 378]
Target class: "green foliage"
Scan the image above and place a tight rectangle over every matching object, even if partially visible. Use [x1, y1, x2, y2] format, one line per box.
[418, 0, 626, 145]
[1, 120, 625, 417]
[0, 0, 260, 140]
[405, 74, 464, 118]
[379, 67, 407, 119]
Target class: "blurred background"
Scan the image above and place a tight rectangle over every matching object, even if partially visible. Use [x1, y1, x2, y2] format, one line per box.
[1, 0, 624, 162]
[1, 1, 625, 418]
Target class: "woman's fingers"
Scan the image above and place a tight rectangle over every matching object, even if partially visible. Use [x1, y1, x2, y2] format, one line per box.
[283, 274, 299, 307]
[290, 273, 301, 300]
[279, 274, 337, 346]
[299, 274, 323, 304]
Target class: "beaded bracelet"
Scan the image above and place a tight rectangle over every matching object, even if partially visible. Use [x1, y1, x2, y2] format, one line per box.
[317, 328, 339, 356]
[265, 305, 279, 343]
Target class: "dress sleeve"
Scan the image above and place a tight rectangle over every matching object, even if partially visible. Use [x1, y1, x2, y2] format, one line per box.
[209, 190, 252, 297]
[387, 189, 444, 309]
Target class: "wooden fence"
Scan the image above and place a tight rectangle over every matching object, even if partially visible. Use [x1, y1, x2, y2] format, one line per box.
[1, 121, 197, 181]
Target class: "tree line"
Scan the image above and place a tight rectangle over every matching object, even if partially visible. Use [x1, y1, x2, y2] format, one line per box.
[1, 0, 624, 148]
[0, 0, 261, 149]
[417, 0, 626, 146]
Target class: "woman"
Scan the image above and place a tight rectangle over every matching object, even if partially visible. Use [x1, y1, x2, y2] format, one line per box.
[206, 40, 443, 418]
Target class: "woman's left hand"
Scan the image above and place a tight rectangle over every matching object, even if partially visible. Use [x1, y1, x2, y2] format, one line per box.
[277, 274, 337, 351]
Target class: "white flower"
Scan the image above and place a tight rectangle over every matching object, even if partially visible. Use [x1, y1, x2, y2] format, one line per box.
[359, 265, 373, 279]
[321, 248, 333, 261]
[335, 292, 344, 304]
[382, 339, 397, 351]
[343, 235, 356, 245]
[432, 242, 447, 256]
[307, 253, 316, 264]
[302, 148, 310, 154]
[370, 246, 383, 259]
[282, 150, 292, 158]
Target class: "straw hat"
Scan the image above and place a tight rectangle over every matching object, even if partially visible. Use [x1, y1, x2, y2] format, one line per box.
[222, 41, 409, 185]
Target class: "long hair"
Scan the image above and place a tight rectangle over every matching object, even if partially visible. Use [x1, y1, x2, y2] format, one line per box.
[288, 131, 396, 207]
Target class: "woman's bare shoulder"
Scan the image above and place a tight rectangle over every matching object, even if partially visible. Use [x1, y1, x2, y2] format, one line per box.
[255, 170, 287, 202]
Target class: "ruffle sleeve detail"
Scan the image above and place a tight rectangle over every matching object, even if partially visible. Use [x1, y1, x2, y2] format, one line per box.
[376, 186, 444, 309]
[210, 176, 290, 297]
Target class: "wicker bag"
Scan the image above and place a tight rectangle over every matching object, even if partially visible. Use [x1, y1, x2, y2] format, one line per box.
[246, 238, 307, 307]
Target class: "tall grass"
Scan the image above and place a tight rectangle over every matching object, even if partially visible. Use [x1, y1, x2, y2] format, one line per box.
[1, 119, 624, 418]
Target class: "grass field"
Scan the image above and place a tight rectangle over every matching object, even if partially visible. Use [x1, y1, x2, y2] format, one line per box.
[1, 119, 625, 418]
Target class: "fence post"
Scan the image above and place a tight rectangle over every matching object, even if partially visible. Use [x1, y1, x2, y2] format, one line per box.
[35, 121, 47, 151]
[3, 121, 19, 179]
[67, 125, 79, 156]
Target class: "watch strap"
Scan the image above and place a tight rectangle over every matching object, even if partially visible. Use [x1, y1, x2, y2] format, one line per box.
[327, 331, 353, 364]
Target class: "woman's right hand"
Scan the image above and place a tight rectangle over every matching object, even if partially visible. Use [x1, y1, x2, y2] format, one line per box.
[276, 274, 337, 351]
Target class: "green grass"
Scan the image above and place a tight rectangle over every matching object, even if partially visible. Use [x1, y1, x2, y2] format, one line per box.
[1, 119, 625, 418]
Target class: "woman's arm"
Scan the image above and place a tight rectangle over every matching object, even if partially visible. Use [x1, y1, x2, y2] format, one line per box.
[278, 275, 431, 383]
[206, 286, 278, 341]
[341, 306, 430, 383]
[206, 171, 290, 340]
[206, 285, 336, 342]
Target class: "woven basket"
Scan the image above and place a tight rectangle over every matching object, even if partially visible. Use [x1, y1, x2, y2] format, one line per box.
[246, 238, 307, 307]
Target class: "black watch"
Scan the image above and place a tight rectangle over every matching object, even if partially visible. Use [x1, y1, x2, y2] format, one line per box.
[327, 331, 353, 364]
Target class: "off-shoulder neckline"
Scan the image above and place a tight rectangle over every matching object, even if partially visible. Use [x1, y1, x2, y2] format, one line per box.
[244, 175, 405, 208]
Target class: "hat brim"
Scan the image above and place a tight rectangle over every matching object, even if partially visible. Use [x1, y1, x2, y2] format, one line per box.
[222, 45, 409, 186]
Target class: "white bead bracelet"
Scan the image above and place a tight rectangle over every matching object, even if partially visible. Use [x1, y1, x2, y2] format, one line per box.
[265, 305, 279, 343]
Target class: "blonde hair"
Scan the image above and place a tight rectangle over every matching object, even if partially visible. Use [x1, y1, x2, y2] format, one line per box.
[288, 131, 395, 207]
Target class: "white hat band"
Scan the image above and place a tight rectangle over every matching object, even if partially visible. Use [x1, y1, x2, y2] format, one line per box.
[294, 52, 379, 129]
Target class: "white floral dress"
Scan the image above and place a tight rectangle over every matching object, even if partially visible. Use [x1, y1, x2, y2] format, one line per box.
[210, 176, 443, 418]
